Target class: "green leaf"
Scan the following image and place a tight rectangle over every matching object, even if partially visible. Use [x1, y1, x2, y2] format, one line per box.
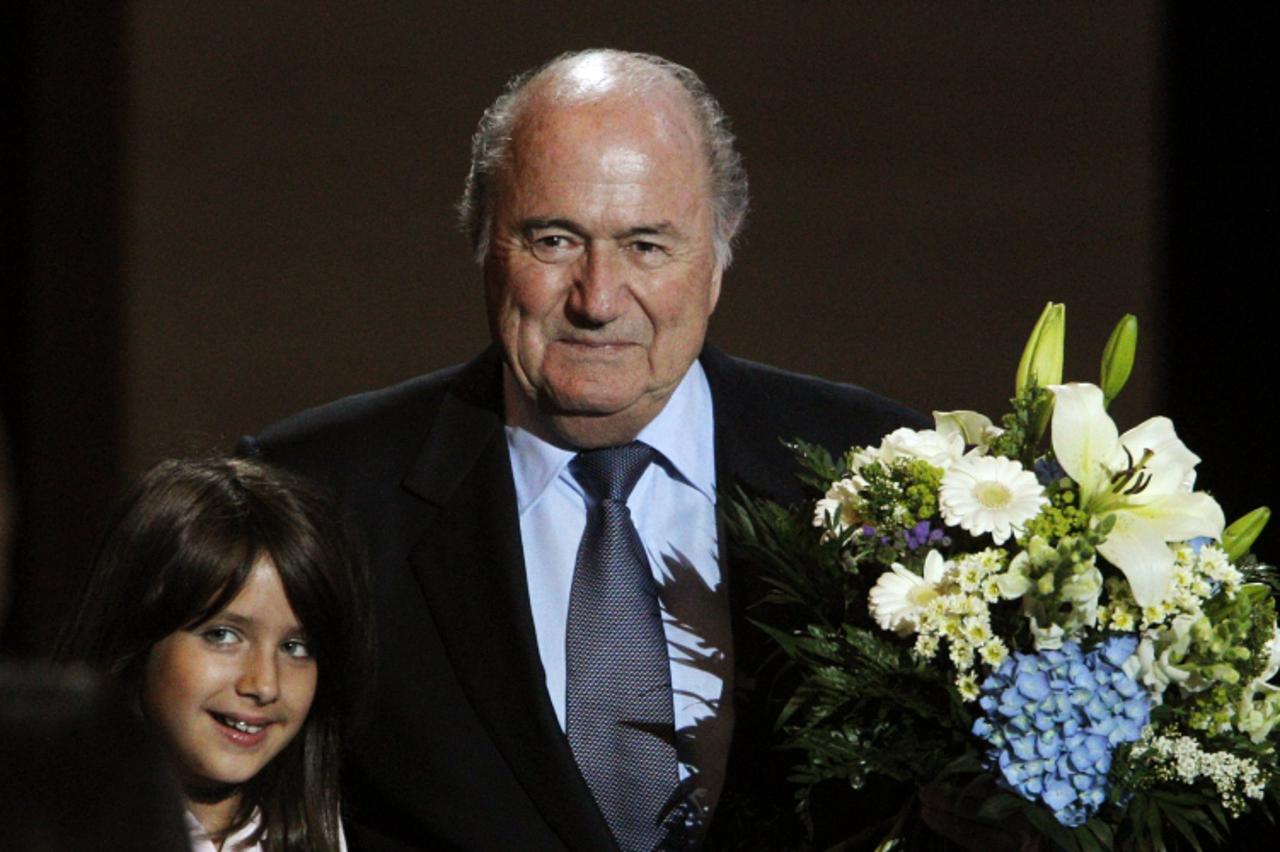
[749, 619, 804, 659]
[1143, 794, 1165, 850]
[1084, 817, 1113, 850]
[1075, 824, 1102, 852]
[1162, 807, 1205, 852]
[1022, 804, 1081, 851]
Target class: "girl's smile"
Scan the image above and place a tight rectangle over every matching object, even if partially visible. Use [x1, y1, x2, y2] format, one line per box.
[142, 560, 317, 802]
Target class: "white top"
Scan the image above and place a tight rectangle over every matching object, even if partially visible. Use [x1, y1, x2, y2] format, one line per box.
[185, 808, 347, 851]
[186, 810, 263, 852]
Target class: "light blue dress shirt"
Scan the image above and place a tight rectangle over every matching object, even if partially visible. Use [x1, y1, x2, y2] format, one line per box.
[506, 361, 723, 782]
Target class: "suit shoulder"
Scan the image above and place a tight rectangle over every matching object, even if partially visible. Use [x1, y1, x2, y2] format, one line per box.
[706, 351, 930, 447]
[703, 349, 932, 505]
[239, 364, 466, 479]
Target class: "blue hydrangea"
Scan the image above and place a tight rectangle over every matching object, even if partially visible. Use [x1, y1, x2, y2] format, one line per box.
[971, 636, 1150, 827]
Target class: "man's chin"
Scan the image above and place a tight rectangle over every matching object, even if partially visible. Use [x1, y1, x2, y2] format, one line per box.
[503, 362, 678, 448]
[540, 376, 649, 419]
[545, 394, 639, 419]
[538, 391, 665, 450]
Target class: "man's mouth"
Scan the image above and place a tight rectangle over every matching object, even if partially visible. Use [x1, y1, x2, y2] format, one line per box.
[557, 339, 637, 352]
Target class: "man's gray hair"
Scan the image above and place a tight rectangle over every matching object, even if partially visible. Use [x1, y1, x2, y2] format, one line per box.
[457, 49, 749, 269]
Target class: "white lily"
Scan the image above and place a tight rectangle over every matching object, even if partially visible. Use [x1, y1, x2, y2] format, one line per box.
[1049, 383, 1225, 607]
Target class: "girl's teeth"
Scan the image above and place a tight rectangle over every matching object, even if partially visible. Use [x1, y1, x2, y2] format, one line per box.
[219, 714, 264, 733]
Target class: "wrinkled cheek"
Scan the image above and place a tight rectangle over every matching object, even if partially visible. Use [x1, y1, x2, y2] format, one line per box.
[652, 311, 708, 372]
[537, 344, 587, 395]
[496, 314, 553, 399]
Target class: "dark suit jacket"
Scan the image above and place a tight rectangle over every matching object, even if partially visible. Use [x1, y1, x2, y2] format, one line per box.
[241, 344, 927, 851]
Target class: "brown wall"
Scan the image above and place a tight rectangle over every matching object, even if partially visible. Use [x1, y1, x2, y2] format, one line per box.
[9, 1, 1178, 651]
[122, 1, 1162, 473]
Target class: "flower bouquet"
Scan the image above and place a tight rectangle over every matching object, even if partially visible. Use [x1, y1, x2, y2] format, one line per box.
[725, 304, 1277, 850]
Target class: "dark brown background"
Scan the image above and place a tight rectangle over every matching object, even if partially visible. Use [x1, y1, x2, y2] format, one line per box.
[3, 3, 1275, 657]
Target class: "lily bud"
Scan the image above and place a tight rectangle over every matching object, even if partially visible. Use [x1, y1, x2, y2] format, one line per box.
[1223, 506, 1271, 563]
[1100, 314, 1138, 407]
[1015, 302, 1066, 398]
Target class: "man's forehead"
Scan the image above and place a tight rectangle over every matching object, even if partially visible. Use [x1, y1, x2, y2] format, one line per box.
[508, 89, 706, 184]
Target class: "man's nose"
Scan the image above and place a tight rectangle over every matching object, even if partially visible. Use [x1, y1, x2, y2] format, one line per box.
[236, 646, 280, 704]
[567, 245, 627, 325]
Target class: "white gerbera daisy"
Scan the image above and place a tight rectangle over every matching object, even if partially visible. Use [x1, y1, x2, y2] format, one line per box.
[938, 455, 1047, 544]
[868, 549, 951, 635]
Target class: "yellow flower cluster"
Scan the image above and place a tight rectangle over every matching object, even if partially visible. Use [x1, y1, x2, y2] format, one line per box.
[909, 548, 1011, 700]
[1098, 543, 1241, 631]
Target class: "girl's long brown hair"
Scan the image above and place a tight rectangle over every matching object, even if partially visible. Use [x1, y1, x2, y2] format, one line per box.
[56, 457, 373, 852]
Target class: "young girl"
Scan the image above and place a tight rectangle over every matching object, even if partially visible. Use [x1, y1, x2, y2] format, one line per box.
[56, 457, 373, 852]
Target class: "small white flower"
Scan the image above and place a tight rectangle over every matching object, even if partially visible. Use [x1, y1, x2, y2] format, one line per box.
[1111, 608, 1137, 632]
[914, 633, 940, 659]
[939, 455, 1048, 544]
[961, 616, 992, 645]
[868, 549, 951, 635]
[956, 672, 981, 701]
[813, 476, 864, 534]
[957, 562, 984, 593]
[980, 639, 1009, 667]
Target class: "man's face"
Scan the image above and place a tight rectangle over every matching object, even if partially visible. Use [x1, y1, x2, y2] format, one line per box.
[484, 88, 722, 447]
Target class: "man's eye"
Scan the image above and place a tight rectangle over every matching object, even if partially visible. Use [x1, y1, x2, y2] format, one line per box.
[627, 240, 671, 266]
[281, 639, 312, 659]
[528, 232, 582, 262]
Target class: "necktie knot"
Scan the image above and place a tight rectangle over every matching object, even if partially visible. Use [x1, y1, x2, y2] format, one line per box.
[570, 441, 656, 504]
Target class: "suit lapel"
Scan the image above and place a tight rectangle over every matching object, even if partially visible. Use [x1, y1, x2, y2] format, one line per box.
[401, 348, 617, 852]
[702, 346, 813, 506]
[701, 346, 806, 838]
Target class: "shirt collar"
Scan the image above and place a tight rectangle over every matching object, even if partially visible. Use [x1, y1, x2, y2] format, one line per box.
[505, 360, 716, 514]
[185, 809, 262, 848]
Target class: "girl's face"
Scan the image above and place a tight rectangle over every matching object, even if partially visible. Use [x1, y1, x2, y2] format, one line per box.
[142, 559, 318, 795]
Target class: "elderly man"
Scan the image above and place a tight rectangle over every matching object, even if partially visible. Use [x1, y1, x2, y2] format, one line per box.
[243, 49, 924, 852]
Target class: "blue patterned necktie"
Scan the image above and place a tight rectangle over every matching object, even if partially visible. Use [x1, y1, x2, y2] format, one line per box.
[566, 441, 679, 852]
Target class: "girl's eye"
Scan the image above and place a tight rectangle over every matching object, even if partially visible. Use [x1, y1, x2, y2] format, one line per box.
[201, 627, 240, 646]
[281, 639, 312, 659]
